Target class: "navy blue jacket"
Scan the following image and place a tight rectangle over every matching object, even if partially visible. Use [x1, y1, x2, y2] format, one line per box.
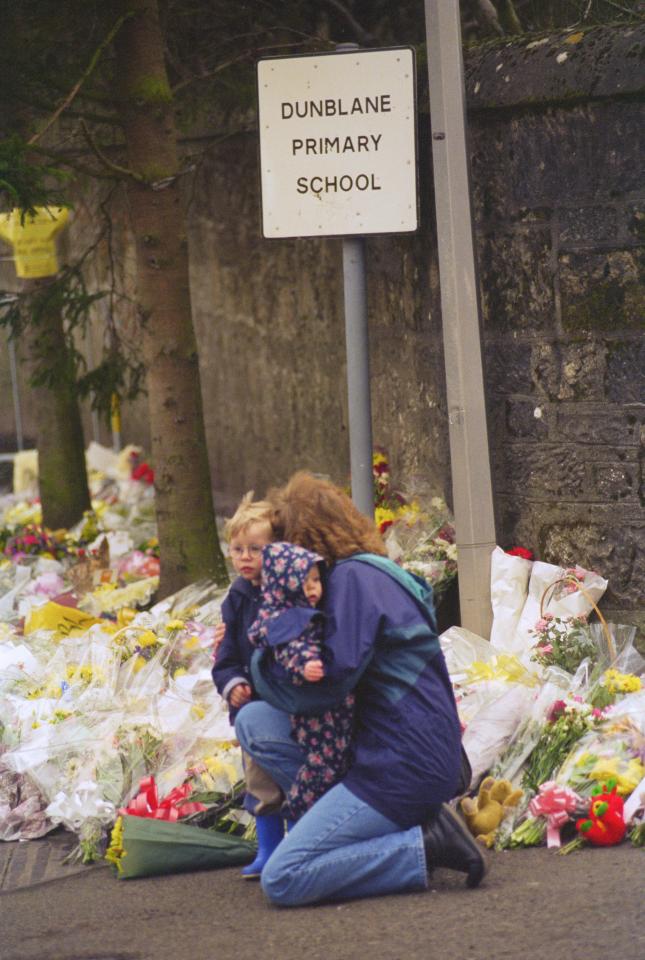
[251, 555, 463, 828]
[211, 576, 262, 721]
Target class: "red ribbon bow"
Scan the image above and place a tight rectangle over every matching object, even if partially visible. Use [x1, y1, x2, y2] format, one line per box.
[119, 776, 207, 821]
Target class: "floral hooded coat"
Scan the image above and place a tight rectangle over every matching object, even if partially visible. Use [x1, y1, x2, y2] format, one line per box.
[248, 542, 355, 821]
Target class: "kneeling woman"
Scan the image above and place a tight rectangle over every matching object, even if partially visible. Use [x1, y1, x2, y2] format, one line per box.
[235, 471, 485, 906]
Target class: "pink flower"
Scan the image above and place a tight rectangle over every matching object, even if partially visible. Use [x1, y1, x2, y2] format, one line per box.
[539, 643, 553, 655]
[534, 618, 550, 633]
[547, 699, 568, 722]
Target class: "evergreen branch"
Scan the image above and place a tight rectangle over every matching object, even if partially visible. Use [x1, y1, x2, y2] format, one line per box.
[28, 12, 134, 146]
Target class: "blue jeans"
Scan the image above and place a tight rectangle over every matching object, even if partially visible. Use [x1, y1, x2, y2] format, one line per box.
[235, 701, 428, 906]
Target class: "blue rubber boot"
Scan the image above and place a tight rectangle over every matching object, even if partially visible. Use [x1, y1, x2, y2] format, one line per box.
[241, 814, 285, 879]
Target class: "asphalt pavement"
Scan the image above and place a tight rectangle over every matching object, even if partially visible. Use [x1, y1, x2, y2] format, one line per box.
[0, 832, 643, 960]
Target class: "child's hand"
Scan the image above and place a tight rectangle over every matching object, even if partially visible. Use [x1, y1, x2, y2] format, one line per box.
[229, 683, 252, 708]
[303, 659, 324, 682]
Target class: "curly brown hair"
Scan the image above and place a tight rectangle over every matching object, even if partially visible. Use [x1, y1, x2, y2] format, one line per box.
[267, 471, 386, 563]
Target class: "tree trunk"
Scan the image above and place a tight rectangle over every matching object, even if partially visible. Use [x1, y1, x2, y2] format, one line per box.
[114, 0, 228, 595]
[25, 279, 91, 530]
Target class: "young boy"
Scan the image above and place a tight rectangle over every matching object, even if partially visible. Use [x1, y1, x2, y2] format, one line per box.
[211, 494, 284, 866]
[212, 493, 274, 714]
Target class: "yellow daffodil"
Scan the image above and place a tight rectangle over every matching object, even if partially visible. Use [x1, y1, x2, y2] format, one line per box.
[166, 619, 186, 632]
[132, 655, 147, 673]
[137, 630, 158, 648]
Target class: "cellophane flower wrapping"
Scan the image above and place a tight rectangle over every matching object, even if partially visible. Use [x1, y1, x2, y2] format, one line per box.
[384, 498, 458, 603]
[512, 562, 608, 657]
[555, 692, 645, 799]
[0, 455, 239, 854]
[106, 814, 255, 879]
[441, 625, 542, 786]
[489, 546, 533, 652]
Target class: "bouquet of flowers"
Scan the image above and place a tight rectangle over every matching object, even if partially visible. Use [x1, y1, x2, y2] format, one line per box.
[520, 698, 602, 795]
[556, 710, 645, 799]
[529, 614, 597, 674]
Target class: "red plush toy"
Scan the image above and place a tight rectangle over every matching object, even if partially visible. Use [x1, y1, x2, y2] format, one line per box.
[576, 781, 626, 846]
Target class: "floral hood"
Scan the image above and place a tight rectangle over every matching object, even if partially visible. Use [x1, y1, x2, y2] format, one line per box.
[248, 542, 323, 648]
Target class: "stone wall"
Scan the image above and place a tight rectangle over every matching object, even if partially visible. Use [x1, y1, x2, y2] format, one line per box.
[0, 25, 642, 630]
[464, 25, 644, 629]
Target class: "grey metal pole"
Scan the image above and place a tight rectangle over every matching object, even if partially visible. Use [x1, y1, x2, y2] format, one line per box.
[424, 0, 497, 638]
[334, 41, 374, 518]
[342, 236, 374, 517]
[7, 335, 24, 451]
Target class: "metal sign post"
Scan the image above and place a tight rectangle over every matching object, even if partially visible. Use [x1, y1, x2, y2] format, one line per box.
[342, 235, 373, 515]
[257, 47, 417, 515]
[424, 0, 497, 637]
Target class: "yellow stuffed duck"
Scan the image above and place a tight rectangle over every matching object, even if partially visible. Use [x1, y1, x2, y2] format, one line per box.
[460, 776, 524, 847]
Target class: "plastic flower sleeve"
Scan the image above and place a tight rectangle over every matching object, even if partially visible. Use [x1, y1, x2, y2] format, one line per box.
[462, 683, 538, 787]
[489, 546, 533, 651]
[491, 676, 573, 785]
[513, 562, 608, 657]
[555, 706, 645, 798]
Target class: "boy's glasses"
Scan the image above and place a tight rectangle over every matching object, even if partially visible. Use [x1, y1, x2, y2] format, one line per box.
[230, 545, 264, 558]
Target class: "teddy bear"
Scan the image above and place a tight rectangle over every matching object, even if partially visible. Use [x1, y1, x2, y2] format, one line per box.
[460, 776, 524, 847]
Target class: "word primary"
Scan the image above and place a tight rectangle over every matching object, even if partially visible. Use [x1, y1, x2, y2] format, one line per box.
[292, 134, 382, 156]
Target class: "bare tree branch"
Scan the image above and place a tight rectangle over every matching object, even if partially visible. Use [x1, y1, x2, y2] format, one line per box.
[80, 120, 144, 183]
[28, 12, 133, 146]
[322, 0, 375, 45]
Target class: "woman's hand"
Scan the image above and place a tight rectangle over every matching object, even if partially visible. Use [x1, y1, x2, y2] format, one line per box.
[303, 659, 325, 682]
[229, 683, 252, 708]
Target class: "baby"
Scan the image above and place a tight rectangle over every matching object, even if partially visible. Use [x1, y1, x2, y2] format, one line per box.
[249, 542, 355, 821]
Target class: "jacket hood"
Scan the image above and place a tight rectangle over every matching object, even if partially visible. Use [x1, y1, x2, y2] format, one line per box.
[248, 541, 323, 647]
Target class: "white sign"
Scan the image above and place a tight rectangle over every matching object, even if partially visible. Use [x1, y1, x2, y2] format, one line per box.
[257, 48, 418, 238]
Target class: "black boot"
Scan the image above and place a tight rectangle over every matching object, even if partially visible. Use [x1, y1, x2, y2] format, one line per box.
[423, 803, 487, 888]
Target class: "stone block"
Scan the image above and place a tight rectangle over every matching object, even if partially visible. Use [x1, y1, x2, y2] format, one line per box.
[531, 340, 608, 402]
[495, 442, 587, 498]
[558, 205, 619, 246]
[627, 203, 645, 242]
[559, 248, 645, 331]
[590, 460, 640, 502]
[553, 404, 640, 444]
[505, 399, 550, 440]
[484, 341, 533, 395]
[588, 101, 645, 199]
[478, 228, 555, 332]
[540, 521, 644, 608]
[606, 341, 645, 403]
